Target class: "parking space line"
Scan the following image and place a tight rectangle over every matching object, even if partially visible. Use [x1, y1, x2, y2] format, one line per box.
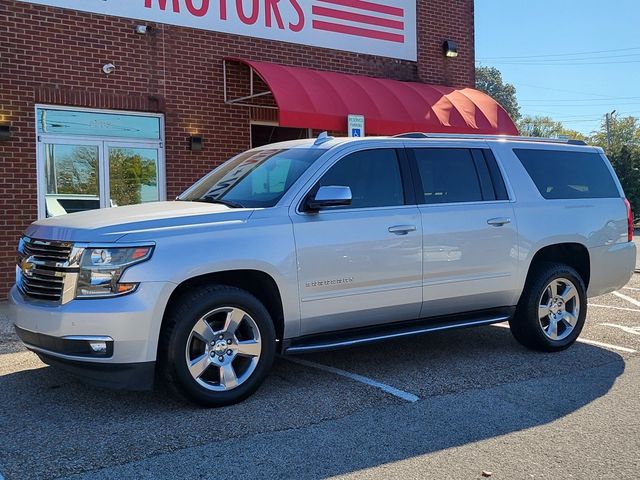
[285, 357, 420, 403]
[491, 323, 636, 353]
[576, 339, 636, 353]
[600, 323, 640, 336]
[589, 303, 640, 313]
[622, 286, 640, 291]
[612, 291, 640, 308]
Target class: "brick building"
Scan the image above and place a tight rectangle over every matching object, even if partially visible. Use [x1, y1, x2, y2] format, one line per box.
[0, 0, 515, 296]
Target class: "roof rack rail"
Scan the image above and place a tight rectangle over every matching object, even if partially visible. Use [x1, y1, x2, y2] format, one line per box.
[392, 132, 587, 146]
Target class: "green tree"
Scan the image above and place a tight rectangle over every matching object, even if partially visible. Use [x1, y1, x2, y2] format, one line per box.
[475, 66, 521, 121]
[518, 115, 586, 140]
[589, 115, 640, 214]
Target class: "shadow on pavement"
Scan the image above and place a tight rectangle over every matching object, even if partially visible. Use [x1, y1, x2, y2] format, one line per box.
[0, 326, 625, 479]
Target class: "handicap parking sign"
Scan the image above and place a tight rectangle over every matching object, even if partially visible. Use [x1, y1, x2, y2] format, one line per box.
[348, 114, 365, 138]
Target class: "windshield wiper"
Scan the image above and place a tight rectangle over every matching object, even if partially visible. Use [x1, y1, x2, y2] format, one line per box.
[192, 197, 245, 208]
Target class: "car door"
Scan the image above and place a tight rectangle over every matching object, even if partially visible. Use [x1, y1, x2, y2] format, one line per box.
[407, 146, 519, 319]
[290, 147, 423, 336]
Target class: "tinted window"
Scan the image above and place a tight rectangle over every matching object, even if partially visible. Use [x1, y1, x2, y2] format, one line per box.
[317, 149, 404, 209]
[413, 149, 483, 204]
[514, 149, 620, 199]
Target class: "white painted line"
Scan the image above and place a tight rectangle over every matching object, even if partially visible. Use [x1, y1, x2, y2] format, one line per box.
[622, 286, 640, 291]
[285, 357, 419, 403]
[612, 291, 640, 307]
[589, 303, 640, 313]
[600, 323, 640, 336]
[576, 338, 636, 353]
[490, 323, 636, 353]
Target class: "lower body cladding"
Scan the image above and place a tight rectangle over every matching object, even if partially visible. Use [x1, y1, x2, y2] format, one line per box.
[8, 282, 175, 390]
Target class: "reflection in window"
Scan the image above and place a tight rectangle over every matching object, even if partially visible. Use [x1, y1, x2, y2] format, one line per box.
[44, 144, 100, 216]
[108, 147, 159, 207]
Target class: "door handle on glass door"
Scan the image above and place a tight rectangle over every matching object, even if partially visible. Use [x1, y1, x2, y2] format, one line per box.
[487, 217, 511, 227]
[388, 225, 417, 235]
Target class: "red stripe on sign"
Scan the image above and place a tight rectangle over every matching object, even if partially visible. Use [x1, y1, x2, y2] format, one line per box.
[312, 20, 405, 43]
[312, 6, 404, 30]
[316, 0, 404, 17]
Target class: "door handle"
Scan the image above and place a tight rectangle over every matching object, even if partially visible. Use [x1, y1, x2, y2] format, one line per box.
[388, 225, 417, 235]
[487, 217, 511, 227]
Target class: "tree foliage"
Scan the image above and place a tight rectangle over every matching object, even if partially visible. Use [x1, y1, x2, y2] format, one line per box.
[53, 146, 157, 207]
[518, 116, 586, 141]
[589, 116, 640, 215]
[475, 66, 521, 121]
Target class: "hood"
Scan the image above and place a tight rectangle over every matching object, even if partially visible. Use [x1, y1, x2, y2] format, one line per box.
[25, 201, 254, 243]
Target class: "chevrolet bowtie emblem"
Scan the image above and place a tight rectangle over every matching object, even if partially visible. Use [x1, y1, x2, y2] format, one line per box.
[20, 258, 35, 277]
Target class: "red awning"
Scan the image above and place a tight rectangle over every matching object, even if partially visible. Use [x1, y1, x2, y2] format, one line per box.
[226, 58, 519, 136]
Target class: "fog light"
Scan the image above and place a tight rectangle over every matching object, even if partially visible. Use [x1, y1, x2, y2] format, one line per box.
[89, 341, 108, 354]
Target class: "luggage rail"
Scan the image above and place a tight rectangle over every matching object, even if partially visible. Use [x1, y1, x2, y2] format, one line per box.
[392, 132, 587, 145]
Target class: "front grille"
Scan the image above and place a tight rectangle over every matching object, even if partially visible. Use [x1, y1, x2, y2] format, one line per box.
[17, 237, 75, 302]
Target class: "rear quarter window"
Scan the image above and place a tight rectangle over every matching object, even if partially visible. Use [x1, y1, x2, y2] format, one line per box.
[513, 149, 620, 199]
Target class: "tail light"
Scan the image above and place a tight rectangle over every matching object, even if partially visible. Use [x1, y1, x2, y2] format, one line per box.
[625, 198, 633, 242]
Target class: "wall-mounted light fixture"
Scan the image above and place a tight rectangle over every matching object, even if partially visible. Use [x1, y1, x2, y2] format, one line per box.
[190, 135, 203, 152]
[442, 40, 459, 58]
[134, 25, 148, 35]
[0, 123, 11, 141]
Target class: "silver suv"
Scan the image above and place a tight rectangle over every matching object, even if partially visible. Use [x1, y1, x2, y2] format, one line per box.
[9, 133, 636, 406]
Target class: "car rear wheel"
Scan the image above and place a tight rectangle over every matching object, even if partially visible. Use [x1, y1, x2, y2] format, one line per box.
[509, 262, 587, 352]
[159, 285, 276, 407]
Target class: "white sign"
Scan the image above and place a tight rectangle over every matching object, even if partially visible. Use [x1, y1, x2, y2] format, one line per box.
[348, 114, 365, 137]
[17, 0, 417, 61]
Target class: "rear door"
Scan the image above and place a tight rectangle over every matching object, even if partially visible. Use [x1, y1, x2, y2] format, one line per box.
[407, 146, 519, 318]
[291, 147, 423, 336]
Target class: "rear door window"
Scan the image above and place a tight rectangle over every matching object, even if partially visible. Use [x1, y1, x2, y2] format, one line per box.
[412, 148, 483, 204]
[514, 149, 620, 199]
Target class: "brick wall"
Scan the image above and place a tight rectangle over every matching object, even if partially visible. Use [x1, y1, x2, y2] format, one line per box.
[0, 0, 475, 296]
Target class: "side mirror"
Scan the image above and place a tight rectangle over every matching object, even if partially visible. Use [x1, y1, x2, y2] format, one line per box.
[305, 186, 352, 212]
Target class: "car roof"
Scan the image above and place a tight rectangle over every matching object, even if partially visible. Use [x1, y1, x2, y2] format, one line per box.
[251, 134, 602, 153]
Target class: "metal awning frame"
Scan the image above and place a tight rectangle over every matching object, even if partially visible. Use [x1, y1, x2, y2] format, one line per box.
[223, 59, 277, 109]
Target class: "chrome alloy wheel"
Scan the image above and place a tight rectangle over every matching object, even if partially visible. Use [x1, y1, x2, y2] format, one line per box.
[538, 278, 580, 341]
[185, 307, 262, 391]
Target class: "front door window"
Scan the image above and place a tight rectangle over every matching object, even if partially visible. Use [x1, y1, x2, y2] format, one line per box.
[36, 107, 164, 218]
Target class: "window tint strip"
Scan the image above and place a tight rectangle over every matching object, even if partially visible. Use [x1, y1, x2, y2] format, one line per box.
[483, 149, 509, 201]
[471, 149, 496, 201]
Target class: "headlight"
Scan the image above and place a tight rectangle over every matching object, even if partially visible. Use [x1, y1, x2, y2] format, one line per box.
[76, 246, 154, 299]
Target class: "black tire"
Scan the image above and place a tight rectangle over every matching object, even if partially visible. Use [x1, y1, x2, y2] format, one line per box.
[158, 285, 276, 407]
[509, 262, 587, 352]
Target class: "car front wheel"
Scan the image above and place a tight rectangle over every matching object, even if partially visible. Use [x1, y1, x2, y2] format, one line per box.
[159, 285, 276, 407]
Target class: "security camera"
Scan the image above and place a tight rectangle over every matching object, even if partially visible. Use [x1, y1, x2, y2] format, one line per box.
[102, 63, 116, 75]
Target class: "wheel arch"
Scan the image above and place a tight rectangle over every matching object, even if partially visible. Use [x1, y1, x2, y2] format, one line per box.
[524, 242, 591, 290]
[159, 269, 286, 355]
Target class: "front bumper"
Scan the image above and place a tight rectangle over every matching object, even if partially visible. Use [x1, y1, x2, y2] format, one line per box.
[8, 281, 175, 388]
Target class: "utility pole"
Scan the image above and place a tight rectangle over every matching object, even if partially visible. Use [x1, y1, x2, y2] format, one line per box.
[606, 110, 617, 149]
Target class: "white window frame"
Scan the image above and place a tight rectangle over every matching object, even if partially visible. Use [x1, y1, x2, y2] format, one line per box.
[35, 105, 166, 219]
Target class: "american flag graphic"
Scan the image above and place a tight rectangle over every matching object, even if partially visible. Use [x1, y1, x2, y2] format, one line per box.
[311, 0, 406, 44]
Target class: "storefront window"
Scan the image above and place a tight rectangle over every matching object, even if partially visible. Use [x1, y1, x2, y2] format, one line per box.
[36, 107, 165, 218]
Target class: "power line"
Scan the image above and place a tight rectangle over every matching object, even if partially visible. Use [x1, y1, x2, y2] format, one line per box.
[477, 46, 640, 60]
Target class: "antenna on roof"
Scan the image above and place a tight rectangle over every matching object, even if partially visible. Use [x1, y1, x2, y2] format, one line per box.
[314, 131, 334, 145]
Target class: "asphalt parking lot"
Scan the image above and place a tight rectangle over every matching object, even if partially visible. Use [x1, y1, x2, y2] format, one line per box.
[1, 275, 640, 479]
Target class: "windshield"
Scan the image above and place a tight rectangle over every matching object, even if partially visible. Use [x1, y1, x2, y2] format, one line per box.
[179, 148, 325, 208]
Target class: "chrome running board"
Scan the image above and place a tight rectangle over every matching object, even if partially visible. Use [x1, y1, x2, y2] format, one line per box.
[284, 309, 513, 354]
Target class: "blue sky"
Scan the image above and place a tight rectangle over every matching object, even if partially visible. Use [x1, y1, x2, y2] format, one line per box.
[475, 0, 640, 135]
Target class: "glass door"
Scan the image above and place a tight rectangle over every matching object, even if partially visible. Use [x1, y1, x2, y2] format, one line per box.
[38, 140, 104, 217]
[35, 107, 165, 218]
[105, 143, 163, 208]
